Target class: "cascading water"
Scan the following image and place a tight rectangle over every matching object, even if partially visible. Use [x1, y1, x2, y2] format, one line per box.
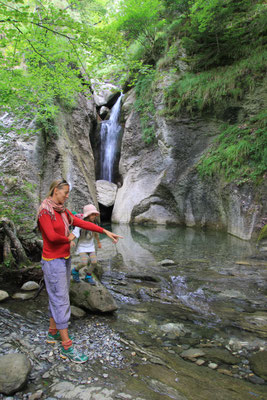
[100, 94, 123, 182]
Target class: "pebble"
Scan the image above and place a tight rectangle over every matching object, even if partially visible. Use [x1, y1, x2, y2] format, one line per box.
[195, 359, 205, 366]
[208, 362, 218, 369]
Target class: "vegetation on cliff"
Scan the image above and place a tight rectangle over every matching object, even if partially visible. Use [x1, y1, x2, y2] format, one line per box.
[106, 0, 267, 180]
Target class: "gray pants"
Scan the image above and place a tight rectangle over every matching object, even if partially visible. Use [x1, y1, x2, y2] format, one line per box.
[41, 258, 71, 330]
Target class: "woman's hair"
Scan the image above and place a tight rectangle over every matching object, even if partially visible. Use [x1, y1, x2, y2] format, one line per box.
[47, 179, 69, 197]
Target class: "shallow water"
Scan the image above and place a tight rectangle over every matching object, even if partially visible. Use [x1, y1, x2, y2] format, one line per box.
[1, 225, 267, 399]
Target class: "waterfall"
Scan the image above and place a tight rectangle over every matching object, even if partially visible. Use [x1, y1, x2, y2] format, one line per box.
[100, 94, 123, 182]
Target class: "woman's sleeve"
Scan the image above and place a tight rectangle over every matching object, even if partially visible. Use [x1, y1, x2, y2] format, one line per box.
[39, 214, 70, 244]
[69, 210, 104, 234]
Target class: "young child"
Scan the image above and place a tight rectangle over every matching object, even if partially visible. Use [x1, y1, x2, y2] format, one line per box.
[71, 204, 102, 285]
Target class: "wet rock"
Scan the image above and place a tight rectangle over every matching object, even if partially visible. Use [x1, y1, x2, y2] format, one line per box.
[0, 290, 9, 301]
[180, 348, 205, 360]
[208, 362, 218, 369]
[195, 359, 205, 366]
[201, 348, 239, 365]
[160, 323, 189, 337]
[70, 280, 118, 313]
[50, 381, 116, 400]
[249, 350, 267, 380]
[218, 290, 247, 300]
[21, 281, 40, 291]
[99, 106, 110, 119]
[12, 292, 36, 300]
[218, 369, 233, 376]
[159, 259, 175, 266]
[247, 374, 265, 385]
[0, 353, 31, 395]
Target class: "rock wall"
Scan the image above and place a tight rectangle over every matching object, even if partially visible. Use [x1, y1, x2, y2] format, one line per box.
[0, 92, 99, 236]
[112, 84, 267, 240]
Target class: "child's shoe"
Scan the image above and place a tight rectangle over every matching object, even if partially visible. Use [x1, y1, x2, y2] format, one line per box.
[84, 274, 96, 285]
[60, 345, 88, 364]
[71, 268, 80, 283]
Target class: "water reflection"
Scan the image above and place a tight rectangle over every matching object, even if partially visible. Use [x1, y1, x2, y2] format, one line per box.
[102, 224, 254, 269]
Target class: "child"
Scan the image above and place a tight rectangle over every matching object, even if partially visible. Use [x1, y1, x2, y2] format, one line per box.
[71, 204, 102, 285]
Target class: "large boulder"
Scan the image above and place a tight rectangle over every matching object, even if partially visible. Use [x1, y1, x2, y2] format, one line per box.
[70, 280, 118, 313]
[91, 80, 121, 108]
[96, 180, 118, 207]
[0, 353, 31, 395]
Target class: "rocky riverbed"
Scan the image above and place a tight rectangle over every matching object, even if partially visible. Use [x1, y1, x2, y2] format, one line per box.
[0, 225, 267, 400]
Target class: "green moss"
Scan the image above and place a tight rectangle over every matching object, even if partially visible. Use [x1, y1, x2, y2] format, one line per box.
[258, 225, 267, 242]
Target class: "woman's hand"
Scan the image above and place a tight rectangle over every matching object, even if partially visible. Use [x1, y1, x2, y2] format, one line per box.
[97, 242, 102, 249]
[103, 229, 123, 244]
[68, 233, 76, 242]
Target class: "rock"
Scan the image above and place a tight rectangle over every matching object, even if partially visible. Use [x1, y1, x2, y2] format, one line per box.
[96, 180, 118, 207]
[70, 280, 118, 313]
[12, 292, 36, 300]
[180, 348, 205, 359]
[71, 305, 86, 318]
[0, 353, 31, 395]
[99, 106, 110, 120]
[248, 374, 265, 385]
[160, 323, 189, 336]
[217, 290, 246, 299]
[91, 80, 121, 107]
[208, 362, 218, 369]
[21, 281, 40, 291]
[29, 390, 43, 400]
[249, 350, 267, 380]
[218, 369, 233, 376]
[111, 84, 266, 239]
[159, 259, 175, 266]
[0, 290, 9, 301]
[195, 359, 205, 366]
[201, 348, 239, 365]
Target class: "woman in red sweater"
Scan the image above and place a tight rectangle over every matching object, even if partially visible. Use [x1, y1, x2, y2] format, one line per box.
[38, 179, 121, 363]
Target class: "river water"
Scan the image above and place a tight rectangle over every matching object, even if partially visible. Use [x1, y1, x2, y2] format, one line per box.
[1, 225, 267, 400]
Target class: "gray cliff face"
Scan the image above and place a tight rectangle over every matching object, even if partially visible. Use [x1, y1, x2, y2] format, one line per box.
[36, 93, 98, 213]
[112, 85, 266, 240]
[0, 93, 98, 236]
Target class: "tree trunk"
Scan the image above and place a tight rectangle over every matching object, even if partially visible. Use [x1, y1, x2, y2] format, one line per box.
[1, 219, 28, 265]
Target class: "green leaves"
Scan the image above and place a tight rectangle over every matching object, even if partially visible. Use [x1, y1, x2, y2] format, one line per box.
[197, 112, 267, 183]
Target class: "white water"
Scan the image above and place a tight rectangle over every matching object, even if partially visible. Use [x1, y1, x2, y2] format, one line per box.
[100, 94, 123, 182]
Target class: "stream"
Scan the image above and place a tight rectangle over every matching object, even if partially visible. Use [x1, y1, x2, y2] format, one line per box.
[0, 225, 267, 400]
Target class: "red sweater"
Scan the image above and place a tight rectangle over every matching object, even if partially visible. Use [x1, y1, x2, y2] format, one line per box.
[38, 209, 104, 260]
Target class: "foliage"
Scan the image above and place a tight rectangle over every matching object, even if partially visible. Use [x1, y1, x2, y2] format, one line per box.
[164, 0, 267, 70]
[134, 70, 157, 144]
[164, 49, 267, 115]
[258, 224, 267, 242]
[197, 112, 267, 183]
[109, 0, 166, 65]
[0, 0, 124, 134]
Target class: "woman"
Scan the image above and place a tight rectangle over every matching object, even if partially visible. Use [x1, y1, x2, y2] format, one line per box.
[38, 179, 121, 364]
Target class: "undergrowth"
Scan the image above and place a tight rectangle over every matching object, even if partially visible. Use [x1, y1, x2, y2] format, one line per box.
[164, 49, 267, 116]
[197, 112, 267, 183]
